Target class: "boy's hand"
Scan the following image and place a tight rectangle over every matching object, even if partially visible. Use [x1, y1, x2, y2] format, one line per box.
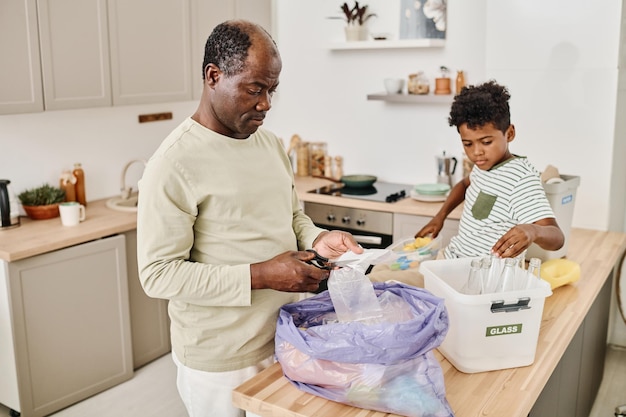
[493, 218, 564, 258]
[492, 224, 535, 258]
[415, 217, 444, 238]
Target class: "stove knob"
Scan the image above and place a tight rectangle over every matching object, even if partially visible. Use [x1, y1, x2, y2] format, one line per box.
[356, 219, 365, 226]
[342, 216, 351, 224]
[327, 213, 335, 222]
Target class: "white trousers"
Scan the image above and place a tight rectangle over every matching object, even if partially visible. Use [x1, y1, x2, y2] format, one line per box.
[173, 352, 272, 417]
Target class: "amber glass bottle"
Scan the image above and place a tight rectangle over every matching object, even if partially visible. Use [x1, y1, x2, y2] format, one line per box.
[73, 163, 87, 206]
[456, 70, 466, 95]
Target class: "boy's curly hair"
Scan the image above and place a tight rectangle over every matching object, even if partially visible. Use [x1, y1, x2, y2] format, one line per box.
[448, 80, 511, 133]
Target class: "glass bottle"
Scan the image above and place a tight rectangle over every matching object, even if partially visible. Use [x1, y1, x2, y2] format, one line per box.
[496, 258, 518, 293]
[323, 155, 333, 177]
[480, 256, 494, 294]
[333, 156, 344, 180]
[455, 70, 465, 95]
[526, 258, 542, 289]
[73, 163, 87, 207]
[461, 259, 482, 295]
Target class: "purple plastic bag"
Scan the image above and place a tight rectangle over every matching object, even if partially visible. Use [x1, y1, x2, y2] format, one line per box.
[275, 281, 454, 417]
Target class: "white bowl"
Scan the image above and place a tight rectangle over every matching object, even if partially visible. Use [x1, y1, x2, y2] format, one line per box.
[384, 78, 405, 94]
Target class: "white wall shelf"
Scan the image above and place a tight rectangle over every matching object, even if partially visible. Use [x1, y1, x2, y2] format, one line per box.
[367, 92, 453, 104]
[329, 38, 445, 50]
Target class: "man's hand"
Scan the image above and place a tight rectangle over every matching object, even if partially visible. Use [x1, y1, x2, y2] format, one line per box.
[312, 230, 364, 259]
[250, 251, 330, 292]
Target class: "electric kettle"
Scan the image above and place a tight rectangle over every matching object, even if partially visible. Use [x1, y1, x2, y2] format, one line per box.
[0, 179, 20, 229]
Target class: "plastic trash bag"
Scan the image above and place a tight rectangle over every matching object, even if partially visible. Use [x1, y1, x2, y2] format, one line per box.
[275, 281, 454, 417]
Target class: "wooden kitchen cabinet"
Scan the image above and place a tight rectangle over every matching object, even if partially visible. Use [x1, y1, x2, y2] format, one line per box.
[529, 274, 611, 417]
[108, 0, 193, 106]
[37, 0, 112, 110]
[123, 230, 171, 369]
[1, 0, 274, 114]
[393, 212, 459, 247]
[0, 235, 133, 417]
[0, 0, 44, 114]
[1, 0, 204, 114]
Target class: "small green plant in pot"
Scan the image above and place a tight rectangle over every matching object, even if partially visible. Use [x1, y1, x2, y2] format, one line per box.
[18, 184, 66, 220]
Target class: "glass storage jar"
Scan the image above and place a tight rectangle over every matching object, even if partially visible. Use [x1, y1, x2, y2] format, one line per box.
[296, 142, 310, 176]
[308, 142, 328, 177]
[408, 72, 429, 95]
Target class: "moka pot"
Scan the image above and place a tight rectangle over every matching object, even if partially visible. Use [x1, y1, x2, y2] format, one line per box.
[436, 155, 458, 187]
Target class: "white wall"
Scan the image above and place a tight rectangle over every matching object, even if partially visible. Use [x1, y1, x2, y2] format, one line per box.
[0, 0, 624, 232]
[0, 101, 196, 206]
[484, 0, 622, 231]
[268, 0, 487, 188]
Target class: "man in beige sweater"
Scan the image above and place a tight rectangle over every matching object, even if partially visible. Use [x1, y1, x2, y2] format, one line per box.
[137, 20, 362, 417]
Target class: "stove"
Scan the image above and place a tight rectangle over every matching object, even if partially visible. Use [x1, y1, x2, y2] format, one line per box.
[307, 181, 412, 203]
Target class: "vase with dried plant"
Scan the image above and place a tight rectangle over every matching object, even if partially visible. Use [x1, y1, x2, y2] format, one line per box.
[329, 1, 377, 41]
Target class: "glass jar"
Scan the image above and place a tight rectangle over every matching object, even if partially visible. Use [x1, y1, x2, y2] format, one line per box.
[295, 142, 310, 176]
[308, 142, 327, 177]
[408, 72, 429, 95]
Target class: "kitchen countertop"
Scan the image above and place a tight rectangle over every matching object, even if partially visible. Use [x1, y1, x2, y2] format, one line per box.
[0, 176, 460, 262]
[0, 198, 137, 262]
[233, 227, 626, 417]
[295, 176, 464, 219]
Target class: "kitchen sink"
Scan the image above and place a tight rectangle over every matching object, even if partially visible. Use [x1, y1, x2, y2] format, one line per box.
[106, 193, 138, 212]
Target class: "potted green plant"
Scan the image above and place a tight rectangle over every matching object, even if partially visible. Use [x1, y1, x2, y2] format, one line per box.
[18, 183, 66, 220]
[330, 1, 377, 41]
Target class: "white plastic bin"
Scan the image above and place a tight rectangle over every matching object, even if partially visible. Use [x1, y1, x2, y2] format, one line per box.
[420, 258, 552, 373]
[527, 174, 580, 260]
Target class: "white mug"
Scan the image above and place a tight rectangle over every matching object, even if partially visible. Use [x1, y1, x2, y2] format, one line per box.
[59, 202, 86, 226]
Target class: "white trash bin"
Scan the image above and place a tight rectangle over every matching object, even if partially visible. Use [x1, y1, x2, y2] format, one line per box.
[527, 175, 580, 261]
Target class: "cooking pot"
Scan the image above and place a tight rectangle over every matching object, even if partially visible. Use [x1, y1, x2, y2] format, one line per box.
[0, 179, 20, 229]
[313, 174, 377, 188]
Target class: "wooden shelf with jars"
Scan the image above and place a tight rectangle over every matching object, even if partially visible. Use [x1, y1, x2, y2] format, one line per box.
[366, 93, 453, 104]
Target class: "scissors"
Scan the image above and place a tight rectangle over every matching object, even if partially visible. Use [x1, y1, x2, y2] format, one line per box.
[305, 249, 355, 270]
[305, 249, 333, 270]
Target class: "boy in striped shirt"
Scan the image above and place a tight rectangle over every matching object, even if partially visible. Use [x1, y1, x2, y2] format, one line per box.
[416, 80, 564, 259]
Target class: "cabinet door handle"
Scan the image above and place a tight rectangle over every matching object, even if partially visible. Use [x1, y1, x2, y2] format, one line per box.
[353, 235, 382, 245]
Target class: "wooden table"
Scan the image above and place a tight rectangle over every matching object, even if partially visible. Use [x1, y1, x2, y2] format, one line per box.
[233, 228, 626, 417]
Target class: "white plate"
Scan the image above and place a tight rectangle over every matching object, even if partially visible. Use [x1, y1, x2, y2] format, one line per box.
[413, 183, 451, 195]
[410, 189, 448, 202]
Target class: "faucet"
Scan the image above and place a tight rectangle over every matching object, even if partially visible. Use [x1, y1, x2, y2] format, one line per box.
[120, 159, 147, 199]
